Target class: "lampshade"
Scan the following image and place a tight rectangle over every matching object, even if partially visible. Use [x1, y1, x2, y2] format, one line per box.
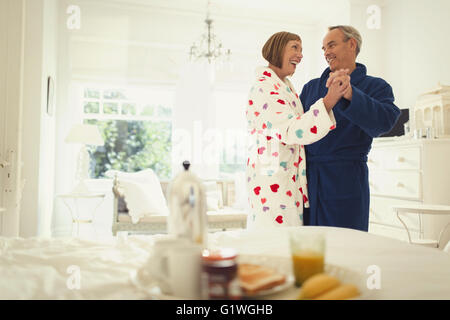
[65, 124, 104, 146]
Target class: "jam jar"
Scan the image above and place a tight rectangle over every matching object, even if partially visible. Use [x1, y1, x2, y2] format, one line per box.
[201, 248, 241, 299]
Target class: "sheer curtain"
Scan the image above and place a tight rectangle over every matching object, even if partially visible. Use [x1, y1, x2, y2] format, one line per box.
[173, 61, 220, 179]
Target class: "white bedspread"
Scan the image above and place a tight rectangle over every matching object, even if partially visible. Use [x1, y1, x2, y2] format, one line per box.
[1, 227, 449, 299]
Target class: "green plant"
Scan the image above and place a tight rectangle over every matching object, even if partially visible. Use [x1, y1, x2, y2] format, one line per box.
[84, 119, 172, 179]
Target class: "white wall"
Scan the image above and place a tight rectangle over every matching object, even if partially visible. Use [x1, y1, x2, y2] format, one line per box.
[382, 0, 450, 110]
[336, 0, 450, 113]
[19, 0, 58, 237]
[348, 0, 386, 78]
[38, 0, 58, 237]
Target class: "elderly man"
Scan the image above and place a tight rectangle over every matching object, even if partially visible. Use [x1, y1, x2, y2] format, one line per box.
[300, 25, 400, 231]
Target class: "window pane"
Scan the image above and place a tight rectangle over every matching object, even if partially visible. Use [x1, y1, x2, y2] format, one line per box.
[84, 119, 172, 180]
[84, 88, 100, 99]
[140, 104, 154, 116]
[103, 89, 126, 100]
[84, 101, 100, 114]
[220, 140, 246, 174]
[104, 102, 119, 114]
[122, 103, 136, 115]
[157, 104, 172, 117]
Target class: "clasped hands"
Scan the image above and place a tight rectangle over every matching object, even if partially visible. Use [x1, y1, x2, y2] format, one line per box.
[326, 69, 352, 101]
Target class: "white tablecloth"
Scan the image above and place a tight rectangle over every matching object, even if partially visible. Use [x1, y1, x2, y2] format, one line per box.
[209, 226, 450, 299]
[1, 226, 449, 299]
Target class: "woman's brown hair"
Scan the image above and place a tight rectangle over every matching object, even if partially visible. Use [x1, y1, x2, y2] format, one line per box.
[262, 31, 301, 68]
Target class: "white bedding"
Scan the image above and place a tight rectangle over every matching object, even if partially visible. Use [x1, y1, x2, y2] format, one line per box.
[1, 227, 450, 299]
[0, 236, 162, 299]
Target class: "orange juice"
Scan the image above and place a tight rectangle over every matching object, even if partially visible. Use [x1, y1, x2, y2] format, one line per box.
[292, 250, 324, 286]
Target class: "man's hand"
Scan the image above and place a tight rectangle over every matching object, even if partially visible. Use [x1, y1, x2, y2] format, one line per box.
[326, 68, 353, 101]
[323, 73, 351, 112]
[342, 84, 353, 101]
[326, 69, 349, 88]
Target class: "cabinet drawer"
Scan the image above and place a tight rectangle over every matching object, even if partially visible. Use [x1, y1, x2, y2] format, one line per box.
[369, 196, 421, 231]
[368, 146, 421, 170]
[369, 170, 422, 200]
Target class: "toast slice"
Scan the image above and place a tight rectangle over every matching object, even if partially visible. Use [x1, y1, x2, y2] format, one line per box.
[238, 263, 286, 295]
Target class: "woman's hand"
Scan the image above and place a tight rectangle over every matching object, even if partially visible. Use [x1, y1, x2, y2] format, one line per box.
[323, 72, 351, 112]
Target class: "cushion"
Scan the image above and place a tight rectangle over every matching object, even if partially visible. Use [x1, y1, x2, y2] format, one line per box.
[203, 181, 223, 211]
[106, 169, 169, 223]
[232, 172, 249, 210]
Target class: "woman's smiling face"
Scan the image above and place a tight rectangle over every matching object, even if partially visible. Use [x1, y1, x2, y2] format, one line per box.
[280, 40, 303, 79]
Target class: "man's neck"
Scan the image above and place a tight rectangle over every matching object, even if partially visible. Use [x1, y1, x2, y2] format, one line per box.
[332, 62, 357, 74]
[347, 62, 357, 74]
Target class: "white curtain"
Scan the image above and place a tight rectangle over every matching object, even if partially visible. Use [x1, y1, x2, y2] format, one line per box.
[172, 61, 221, 179]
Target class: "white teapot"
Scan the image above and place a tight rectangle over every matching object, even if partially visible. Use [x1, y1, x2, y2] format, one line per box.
[167, 161, 207, 247]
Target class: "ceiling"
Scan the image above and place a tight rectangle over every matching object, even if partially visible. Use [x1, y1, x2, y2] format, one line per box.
[93, 0, 351, 25]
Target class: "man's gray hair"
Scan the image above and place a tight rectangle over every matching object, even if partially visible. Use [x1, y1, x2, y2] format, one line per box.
[328, 25, 362, 57]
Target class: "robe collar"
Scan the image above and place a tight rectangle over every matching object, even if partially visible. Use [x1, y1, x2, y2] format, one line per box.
[319, 62, 367, 86]
[255, 66, 297, 94]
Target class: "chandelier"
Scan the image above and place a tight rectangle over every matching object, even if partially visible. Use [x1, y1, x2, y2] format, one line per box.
[189, 1, 231, 64]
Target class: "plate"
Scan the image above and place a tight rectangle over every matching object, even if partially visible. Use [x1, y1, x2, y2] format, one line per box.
[297, 263, 373, 300]
[237, 254, 296, 299]
[237, 254, 373, 300]
[241, 276, 295, 298]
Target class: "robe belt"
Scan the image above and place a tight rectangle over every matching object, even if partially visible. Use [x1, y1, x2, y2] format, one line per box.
[306, 154, 368, 163]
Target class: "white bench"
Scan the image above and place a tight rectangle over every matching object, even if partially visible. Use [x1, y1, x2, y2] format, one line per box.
[112, 176, 247, 235]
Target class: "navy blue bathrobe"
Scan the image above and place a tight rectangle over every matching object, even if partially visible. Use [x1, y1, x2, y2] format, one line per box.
[300, 63, 400, 231]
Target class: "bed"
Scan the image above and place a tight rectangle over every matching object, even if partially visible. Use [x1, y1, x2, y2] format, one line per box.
[111, 172, 248, 235]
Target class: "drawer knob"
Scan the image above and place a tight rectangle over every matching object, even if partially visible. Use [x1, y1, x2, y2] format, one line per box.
[396, 156, 405, 162]
[0, 161, 9, 168]
[396, 182, 405, 188]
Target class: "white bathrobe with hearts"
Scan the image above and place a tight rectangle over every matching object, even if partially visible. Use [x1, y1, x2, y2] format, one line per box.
[246, 66, 336, 229]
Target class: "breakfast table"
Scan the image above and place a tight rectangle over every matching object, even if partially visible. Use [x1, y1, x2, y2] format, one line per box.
[208, 226, 450, 299]
[1, 226, 449, 299]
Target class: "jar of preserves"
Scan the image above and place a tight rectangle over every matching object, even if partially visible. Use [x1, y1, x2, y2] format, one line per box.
[201, 248, 241, 299]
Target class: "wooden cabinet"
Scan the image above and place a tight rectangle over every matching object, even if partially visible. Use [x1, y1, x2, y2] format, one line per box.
[368, 138, 450, 245]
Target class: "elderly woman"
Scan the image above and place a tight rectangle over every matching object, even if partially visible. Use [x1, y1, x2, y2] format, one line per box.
[246, 31, 349, 229]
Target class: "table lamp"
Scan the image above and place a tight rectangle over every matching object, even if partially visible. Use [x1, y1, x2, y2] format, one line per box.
[65, 123, 104, 194]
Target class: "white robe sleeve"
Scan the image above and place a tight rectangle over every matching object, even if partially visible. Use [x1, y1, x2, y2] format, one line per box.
[248, 80, 336, 146]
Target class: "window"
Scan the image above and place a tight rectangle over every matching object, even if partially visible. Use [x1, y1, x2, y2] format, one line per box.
[81, 85, 173, 180]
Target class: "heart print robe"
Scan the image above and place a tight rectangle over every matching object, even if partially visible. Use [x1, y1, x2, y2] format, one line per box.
[246, 66, 336, 229]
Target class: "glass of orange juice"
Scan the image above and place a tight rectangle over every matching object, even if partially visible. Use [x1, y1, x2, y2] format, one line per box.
[289, 230, 325, 287]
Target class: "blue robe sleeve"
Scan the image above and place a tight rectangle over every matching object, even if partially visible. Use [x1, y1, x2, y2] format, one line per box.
[299, 83, 310, 111]
[337, 81, 401, 137]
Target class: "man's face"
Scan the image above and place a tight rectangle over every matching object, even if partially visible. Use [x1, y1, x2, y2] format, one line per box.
[280, 40, 303, 77]
[322, 29, 355, 72]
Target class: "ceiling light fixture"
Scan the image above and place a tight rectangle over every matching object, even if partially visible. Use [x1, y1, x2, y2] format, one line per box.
[189, 0, 231, 64]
